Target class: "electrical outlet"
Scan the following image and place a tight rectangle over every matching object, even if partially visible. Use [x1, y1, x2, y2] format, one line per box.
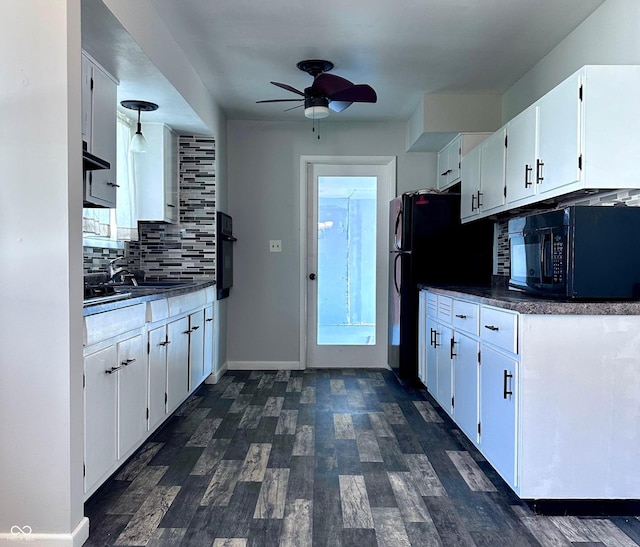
[269, 240, 282, 252]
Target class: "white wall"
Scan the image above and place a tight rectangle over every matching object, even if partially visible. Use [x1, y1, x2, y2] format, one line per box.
[226, 120, 434, 366]
[503, 0, 640, 121]
[0, 1, 87, 544]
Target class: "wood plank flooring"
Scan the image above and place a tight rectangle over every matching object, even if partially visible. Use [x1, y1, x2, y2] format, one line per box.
[85, 369, 640, 546]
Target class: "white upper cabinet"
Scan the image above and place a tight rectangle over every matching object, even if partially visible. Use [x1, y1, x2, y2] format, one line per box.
[136, 123, 179, 223]
[460, 129, 505, 221]
[502, 65, 640, 211]
[82, 52, 118, 208]
[505, 106, 537, 205]
[437, 133, 491, 190]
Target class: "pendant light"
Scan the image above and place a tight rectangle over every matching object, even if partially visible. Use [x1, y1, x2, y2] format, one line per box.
[120, 100, 159, 153]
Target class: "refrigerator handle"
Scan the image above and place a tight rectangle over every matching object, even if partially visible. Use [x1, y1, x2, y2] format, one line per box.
[394, 209, 403, 250]
[393, 253, 402, 295]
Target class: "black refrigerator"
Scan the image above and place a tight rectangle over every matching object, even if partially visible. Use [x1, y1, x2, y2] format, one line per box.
[388, 191, 493, 383]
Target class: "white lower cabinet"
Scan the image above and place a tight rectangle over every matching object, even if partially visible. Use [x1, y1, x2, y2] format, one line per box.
[84, 287, 215, 499]
[188, 310, 205, 392]
[84, 331, 145, 495]
[166, 316, 190, 414]
[452, 332, 479, 443]
[116, 334, 146, 459]
[421, 288, 640, 500]
[84, 345, 117, 495]
[479, 345, 517, 487]
[148, 325, 169, 431]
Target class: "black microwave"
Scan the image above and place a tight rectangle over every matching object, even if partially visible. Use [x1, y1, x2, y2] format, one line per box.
[508, 206, 640, 299]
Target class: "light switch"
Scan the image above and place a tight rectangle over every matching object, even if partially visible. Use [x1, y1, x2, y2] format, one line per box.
[269, 240, 282, 252]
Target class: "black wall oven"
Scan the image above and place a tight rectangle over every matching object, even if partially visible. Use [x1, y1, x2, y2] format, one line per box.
[216, 212, 236, 300]
[509, 206, 640, 299]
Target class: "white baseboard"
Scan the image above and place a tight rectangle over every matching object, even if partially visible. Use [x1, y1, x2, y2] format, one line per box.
[308, 362, 389, 369]
[227, 361, 303, 371]
[204, 362, 229, 384]
[0, 517, 89, 546]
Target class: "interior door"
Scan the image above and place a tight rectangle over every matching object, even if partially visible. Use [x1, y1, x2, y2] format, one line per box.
[306, 161, 393, 368]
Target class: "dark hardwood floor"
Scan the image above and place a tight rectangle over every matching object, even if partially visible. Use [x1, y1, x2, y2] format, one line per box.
[84, 369, 640, 546]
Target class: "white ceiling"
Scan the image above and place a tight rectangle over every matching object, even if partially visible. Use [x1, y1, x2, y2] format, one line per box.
[83, 0, 605, 132]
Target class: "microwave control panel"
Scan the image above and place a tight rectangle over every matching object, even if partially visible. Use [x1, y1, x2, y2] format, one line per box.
[552, 236, 564, 283]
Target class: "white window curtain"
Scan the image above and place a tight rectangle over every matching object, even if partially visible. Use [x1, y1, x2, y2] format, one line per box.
[82, 113, 139, 241]
[115, 112, 138, 240]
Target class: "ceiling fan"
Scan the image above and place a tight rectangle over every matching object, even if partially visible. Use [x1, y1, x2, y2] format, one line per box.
[257, 59, 377, 119]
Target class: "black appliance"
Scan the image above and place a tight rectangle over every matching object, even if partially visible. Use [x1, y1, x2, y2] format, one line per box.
[216, 212, 237, 300]
[508, 205, 640, 299]
[388, 191, 493, 382]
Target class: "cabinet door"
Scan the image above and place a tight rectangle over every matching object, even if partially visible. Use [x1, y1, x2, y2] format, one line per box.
[417, 292, 428, 384]
[189, 310, 205, 391]
[480, 346, 517, 487]
[479, 129, 506, 212]
[435, 324, 453, 416]
[447, 136, 461, 183]
[203, 304, 215, 381]
[437, 143, 450, 190]
[84, 345, 118, 494]
[87, 63, 117, 207]
[460, 145, 481, 221]
[453, 332, 479, 443]
[537, 71, 581, 195]
[148, 326, 168, 431]
[81, 55, 92, 146]
[167, 316, 190, 413]
[117, 334, 146, 459]
[506, 106, 537, 205]
[425, 316, 439, 394]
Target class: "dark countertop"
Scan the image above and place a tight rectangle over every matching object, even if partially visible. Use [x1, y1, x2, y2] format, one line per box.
[83, 278, 216, 316]
[419, 284, 640, 315]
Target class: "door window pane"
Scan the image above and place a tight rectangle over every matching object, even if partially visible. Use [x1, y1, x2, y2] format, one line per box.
[317, 176, 376, 345]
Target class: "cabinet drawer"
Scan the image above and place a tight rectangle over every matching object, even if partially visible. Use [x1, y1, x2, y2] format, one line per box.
[84, 303, 146, 346]
[426, 292, 438, 316]
[168, 289, 206, 316]
[452, 300, 479, 335]
[480, 306, 518, 354]
[437, 296, 453, 322]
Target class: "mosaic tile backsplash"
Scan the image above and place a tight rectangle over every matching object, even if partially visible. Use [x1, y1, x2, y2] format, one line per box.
[83, 136, 216, 280]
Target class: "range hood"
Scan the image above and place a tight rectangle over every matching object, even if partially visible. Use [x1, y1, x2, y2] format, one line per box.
[82, 141, 110, 171]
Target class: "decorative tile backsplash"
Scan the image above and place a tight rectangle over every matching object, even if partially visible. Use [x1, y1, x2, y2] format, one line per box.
[83, 136, 216, 280]
[495, 188, 640, 276]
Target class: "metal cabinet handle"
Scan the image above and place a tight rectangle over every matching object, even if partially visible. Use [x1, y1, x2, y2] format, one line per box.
[484, 324, 499, 331]
[471, 194, 477, 211]
[536, 159, 544, 184]
[433, 330, 440, 348]
[158, 339, 169, 346]
[205, 318, 214, 323]
[450, 337, 457, 359]
[455, 314, 467, 319]
[477, 190, 483, 208]
[121, 358, 136, 366]
[183, 329, 191, 335]
[106, 182, 120, 188]
[503, 370, 513, 399]
[525, 164, 533, 188]
[167, 204, 176, 208]
[105, 365, 122, 374]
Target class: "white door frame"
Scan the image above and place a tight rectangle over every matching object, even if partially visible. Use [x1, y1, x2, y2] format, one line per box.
[299, 155, 397, 369]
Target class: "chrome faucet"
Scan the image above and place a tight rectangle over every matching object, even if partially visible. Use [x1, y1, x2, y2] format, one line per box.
[108, 256, 138, 286]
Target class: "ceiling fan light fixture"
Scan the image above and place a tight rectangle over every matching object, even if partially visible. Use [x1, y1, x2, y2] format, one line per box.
[304, 105, 329, 119]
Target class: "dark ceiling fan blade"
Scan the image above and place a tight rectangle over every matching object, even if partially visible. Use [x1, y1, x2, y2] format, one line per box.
[256, 98, 304, 103]
[271, 81, 305, 96]
[329, 100, 352, 113]
[328, 84, 377, 103]
[312, 73, 353, 96]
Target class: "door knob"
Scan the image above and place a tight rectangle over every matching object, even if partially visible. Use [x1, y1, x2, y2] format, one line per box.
[309, 273, 316, 280]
